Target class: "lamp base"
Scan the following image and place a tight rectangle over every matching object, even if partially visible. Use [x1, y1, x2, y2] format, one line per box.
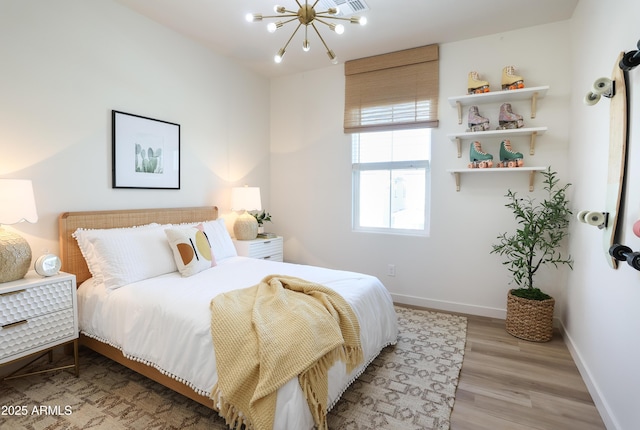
[0, 227, 32, 283]
[234, 212, 258, 240]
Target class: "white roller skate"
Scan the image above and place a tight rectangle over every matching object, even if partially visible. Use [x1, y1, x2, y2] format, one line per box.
[468, 71, 490, 94]
[468, 106, 490, 131]
[496, 103, 524, 129]
[501, 66, 524, 90]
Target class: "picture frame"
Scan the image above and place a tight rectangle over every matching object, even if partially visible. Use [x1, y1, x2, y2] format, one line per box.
[112, 110, 180, 189]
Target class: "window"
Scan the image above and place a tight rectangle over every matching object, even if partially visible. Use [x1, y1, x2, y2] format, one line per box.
[352, 128, 431, 235]
[345, 45, 437, 236]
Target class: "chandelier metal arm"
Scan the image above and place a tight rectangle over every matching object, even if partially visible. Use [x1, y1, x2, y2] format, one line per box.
[317, 15, 348, 21]
[258, 14, 299, 20]
[279, 17, 300, 26]
[314, 10, 338, 16]
[281, 23, 303, 52]
[313, 17, 337, 29]
[310, 22, 331, 53]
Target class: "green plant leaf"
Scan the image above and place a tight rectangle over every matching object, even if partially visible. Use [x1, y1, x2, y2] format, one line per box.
[490, 167, 573, 291]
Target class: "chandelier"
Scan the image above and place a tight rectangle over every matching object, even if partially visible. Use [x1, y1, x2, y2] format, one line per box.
[245, 1, 367, 64]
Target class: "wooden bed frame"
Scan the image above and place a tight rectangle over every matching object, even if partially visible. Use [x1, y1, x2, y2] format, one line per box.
[58, 206, 219, 408]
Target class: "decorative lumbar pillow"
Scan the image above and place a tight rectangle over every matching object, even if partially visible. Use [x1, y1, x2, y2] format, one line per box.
[165, 223, 216, 277]
[73, 223, 177, 290]
[202, 218, 238, 261]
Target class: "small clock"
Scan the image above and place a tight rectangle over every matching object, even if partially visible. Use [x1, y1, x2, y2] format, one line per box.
[34, 253, 61, 277]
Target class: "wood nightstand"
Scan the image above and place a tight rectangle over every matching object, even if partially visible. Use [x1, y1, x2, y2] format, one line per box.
[0, 271, 79, 379]
[233, 236, 283, 262]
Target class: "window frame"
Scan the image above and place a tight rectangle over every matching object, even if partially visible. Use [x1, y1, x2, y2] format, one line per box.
[351, 132, 431, 236]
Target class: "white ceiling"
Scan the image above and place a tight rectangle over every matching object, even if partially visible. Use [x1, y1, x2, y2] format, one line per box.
[115, 0, 579, 78]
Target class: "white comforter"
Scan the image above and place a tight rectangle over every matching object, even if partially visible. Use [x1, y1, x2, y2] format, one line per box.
[77, 256, 398, 429]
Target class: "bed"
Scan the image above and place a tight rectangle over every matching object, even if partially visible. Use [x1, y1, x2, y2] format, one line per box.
[59, 206, 398, 429]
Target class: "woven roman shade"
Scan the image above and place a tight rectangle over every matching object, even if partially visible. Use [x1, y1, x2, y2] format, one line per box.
[344, 44, 439, 133]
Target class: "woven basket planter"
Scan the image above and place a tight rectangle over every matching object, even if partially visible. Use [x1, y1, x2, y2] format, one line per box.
[505, 290, 555, 342]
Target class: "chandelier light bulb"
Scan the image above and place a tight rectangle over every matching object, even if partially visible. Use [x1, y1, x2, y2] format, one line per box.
[246, 13, 262, 22]
[267, 22, 277, 33]
[303, 39, 310, 51]
[327, 49, 338, 64]
[274, 5, 285, 13]
[275, 48, 286, 63]
[334, 24, 344, 34]
[351, 16, 366, 25]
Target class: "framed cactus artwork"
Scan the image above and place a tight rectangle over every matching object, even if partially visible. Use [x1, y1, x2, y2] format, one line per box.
[112, 110, 180, 189]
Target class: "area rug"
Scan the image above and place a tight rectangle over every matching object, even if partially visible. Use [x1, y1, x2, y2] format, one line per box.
[0, 306, 467, 430]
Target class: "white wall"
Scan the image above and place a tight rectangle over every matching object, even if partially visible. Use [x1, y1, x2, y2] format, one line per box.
[0, 0, 271, 258]
[565, 1, 640, 429]
[271, 21, 572, 318]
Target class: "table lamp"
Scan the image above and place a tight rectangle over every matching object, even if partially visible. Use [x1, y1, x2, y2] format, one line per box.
[231, 186, 261, 240]
[0, 179, 38, 283]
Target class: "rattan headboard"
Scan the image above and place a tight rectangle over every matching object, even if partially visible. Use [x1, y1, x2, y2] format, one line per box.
[59, 206, 218, 285]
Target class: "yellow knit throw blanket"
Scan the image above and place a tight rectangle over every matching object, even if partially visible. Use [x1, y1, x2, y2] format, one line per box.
[209, 275, 363, 430]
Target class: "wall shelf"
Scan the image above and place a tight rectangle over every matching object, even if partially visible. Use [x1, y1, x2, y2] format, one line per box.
[448, 86, 549, 124]
[448, 126, 548, 157]
[446, 166, 548, 192]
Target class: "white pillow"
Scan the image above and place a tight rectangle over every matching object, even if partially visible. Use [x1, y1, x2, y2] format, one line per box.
[202, 218, 237, 261]
[73, 223, 177, 290]
[165, 223, 216, 277]
[73, 223, 158, 282]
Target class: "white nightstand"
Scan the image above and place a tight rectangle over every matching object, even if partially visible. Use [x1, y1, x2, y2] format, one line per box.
[0, 271, 79, 379]
[233, 236, 283, 262]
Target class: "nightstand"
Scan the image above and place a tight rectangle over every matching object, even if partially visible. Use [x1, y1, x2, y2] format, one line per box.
[233, 236, 283, 262]
[0, 271, 79, 379]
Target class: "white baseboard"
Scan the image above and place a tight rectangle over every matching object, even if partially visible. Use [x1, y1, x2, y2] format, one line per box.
[558, 322, 619, 430]
[392, 293, 573, 328]
[391, 293, 506, 319]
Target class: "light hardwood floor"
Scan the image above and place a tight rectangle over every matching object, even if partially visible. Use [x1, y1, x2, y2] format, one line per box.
[450, 314, 606, 430]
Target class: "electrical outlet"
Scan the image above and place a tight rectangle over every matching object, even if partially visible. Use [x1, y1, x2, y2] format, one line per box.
[387, 264, 395, 277]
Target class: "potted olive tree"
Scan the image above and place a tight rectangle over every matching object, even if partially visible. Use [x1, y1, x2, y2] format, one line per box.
[491, 168, 573, 342]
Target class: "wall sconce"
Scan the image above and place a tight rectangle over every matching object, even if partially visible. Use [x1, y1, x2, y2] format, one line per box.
[231, 186, 262, 240]
[0, 179, 38, 283]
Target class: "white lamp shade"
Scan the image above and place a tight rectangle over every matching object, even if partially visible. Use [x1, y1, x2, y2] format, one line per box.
[231, 186, 262, 212]
[0, 179, 38, 224]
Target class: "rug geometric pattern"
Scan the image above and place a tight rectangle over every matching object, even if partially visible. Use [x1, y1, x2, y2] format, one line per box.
[1, 305, 466, 430]
[327, 306, 467, 430]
